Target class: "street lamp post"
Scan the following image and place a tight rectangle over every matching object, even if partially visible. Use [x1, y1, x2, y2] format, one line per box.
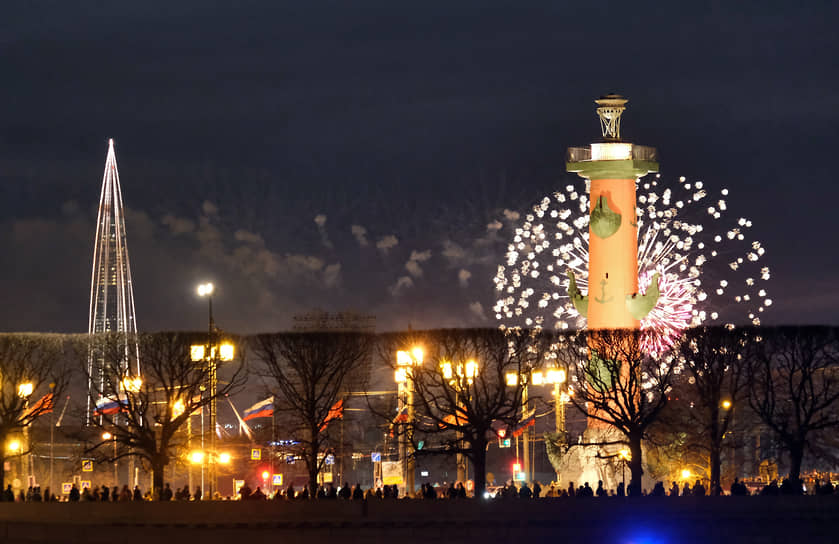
[102, 432, 117, 486]
[723, 398, 733, 450]
[440, 359, 477, 485]
[618, 448, 630, 489]
[48, 382, 56, 492]
[505, 367, 566, 483]
[720, 399, 734, 488]
[395, 347, 423, 497]
[18, 383, 33, 487]
[8, 440, 21, 484]
[121, 376, 142, 488]
[197, 282, 216, 499]
[193, 284, 234, 501]
[187, 414, 193, 495]
[522, 381, 529, 484]
[548, 368, 568, 483]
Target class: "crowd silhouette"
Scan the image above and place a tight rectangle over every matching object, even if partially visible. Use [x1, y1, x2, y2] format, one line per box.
[2, 475, 835, 502]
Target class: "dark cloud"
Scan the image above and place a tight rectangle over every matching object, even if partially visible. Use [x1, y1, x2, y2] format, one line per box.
[0, 1, 836, 332]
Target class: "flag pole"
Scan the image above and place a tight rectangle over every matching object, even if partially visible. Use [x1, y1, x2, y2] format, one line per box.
[49, 400, 54, 493]
[271, 411, 275, 482]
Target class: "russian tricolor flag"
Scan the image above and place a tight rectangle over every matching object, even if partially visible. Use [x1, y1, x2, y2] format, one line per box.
[393, 405, 408, 424]
[512, 409, 536, 438]
[243, 396, 274, 421]
[94, 395, 124, 416]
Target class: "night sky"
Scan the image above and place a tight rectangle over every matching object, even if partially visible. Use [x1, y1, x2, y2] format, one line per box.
[1, 1, 836, 334]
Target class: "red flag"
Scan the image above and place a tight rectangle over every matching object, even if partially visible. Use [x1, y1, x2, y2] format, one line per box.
[320, 399, 344, 431]
[438, 407, 468, 429]
[511, 411, 536, 438]
[24, 393, 55, 418]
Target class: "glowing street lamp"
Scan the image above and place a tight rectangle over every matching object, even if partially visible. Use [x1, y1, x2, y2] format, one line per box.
[190, 345, 206, 362]
[122, 376, 143, 393]
[219, 342, 235, 362]
[172, 399, 186, 418]
[192, 343, 235, 363]
[7, 439, 22, 476]
[197, 282, 214, 298]
[218, 452, 231, 464]
[721, 400, 732, 410]
[618, 448, 631, 488]
[441, 360, 478, 385]
[397, 348, 424, 367]
[464, 360, 478, 381]
[190, 451, 205, 464]
[681, 468, 692, 480]
[546, 368, 566, 385]
[17, 383, 33, 398]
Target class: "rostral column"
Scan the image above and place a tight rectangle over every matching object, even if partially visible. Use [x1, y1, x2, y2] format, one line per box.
[565, 94, 660, 331]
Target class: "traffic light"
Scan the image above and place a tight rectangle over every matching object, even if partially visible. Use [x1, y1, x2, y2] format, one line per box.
[497, 429, 511, 448]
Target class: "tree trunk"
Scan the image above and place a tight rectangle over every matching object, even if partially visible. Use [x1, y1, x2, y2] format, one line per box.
[628, 435, 643, 497]
[709, 442, 722, 496]
[788, 442, 804, 493]
[709, 405, 722, 495]
[308, 432, 319, 496]
[0, 450, 5, 494]
[0, 431, 7, 494]
[308, 456, 319, 498]
[152, 459, 165, 501]
[472, 437, 487, 497]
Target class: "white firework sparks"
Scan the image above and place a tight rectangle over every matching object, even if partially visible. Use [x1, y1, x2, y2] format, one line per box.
[493, 174, 771, 351]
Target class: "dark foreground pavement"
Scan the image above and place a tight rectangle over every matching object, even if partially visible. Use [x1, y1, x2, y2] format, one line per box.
[1, 497, 838, 544]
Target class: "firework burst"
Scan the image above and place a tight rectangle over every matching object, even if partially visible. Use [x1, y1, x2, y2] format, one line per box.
[493, 174, 771, 352]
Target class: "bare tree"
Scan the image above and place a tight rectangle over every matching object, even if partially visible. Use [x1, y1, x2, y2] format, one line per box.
[253, 331, 373, 495]
[562, 328, 679, 496]
[380, 328, 548, 497]
[675, 326, 753, 494]
[747, 326, 839, 490]
[84, 332, 245, 499]
[0, 334, 70, 490]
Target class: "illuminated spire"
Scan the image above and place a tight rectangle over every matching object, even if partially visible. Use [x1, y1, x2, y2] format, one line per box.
[87, 138, 140, 420]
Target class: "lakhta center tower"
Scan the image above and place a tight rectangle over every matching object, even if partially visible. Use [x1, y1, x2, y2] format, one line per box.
[87, 139, 140, 421]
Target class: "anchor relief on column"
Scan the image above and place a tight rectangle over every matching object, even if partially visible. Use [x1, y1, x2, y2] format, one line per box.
[566, 270, 661, 321]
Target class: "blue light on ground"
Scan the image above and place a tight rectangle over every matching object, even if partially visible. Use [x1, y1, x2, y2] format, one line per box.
[617, 523, 672, 544]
